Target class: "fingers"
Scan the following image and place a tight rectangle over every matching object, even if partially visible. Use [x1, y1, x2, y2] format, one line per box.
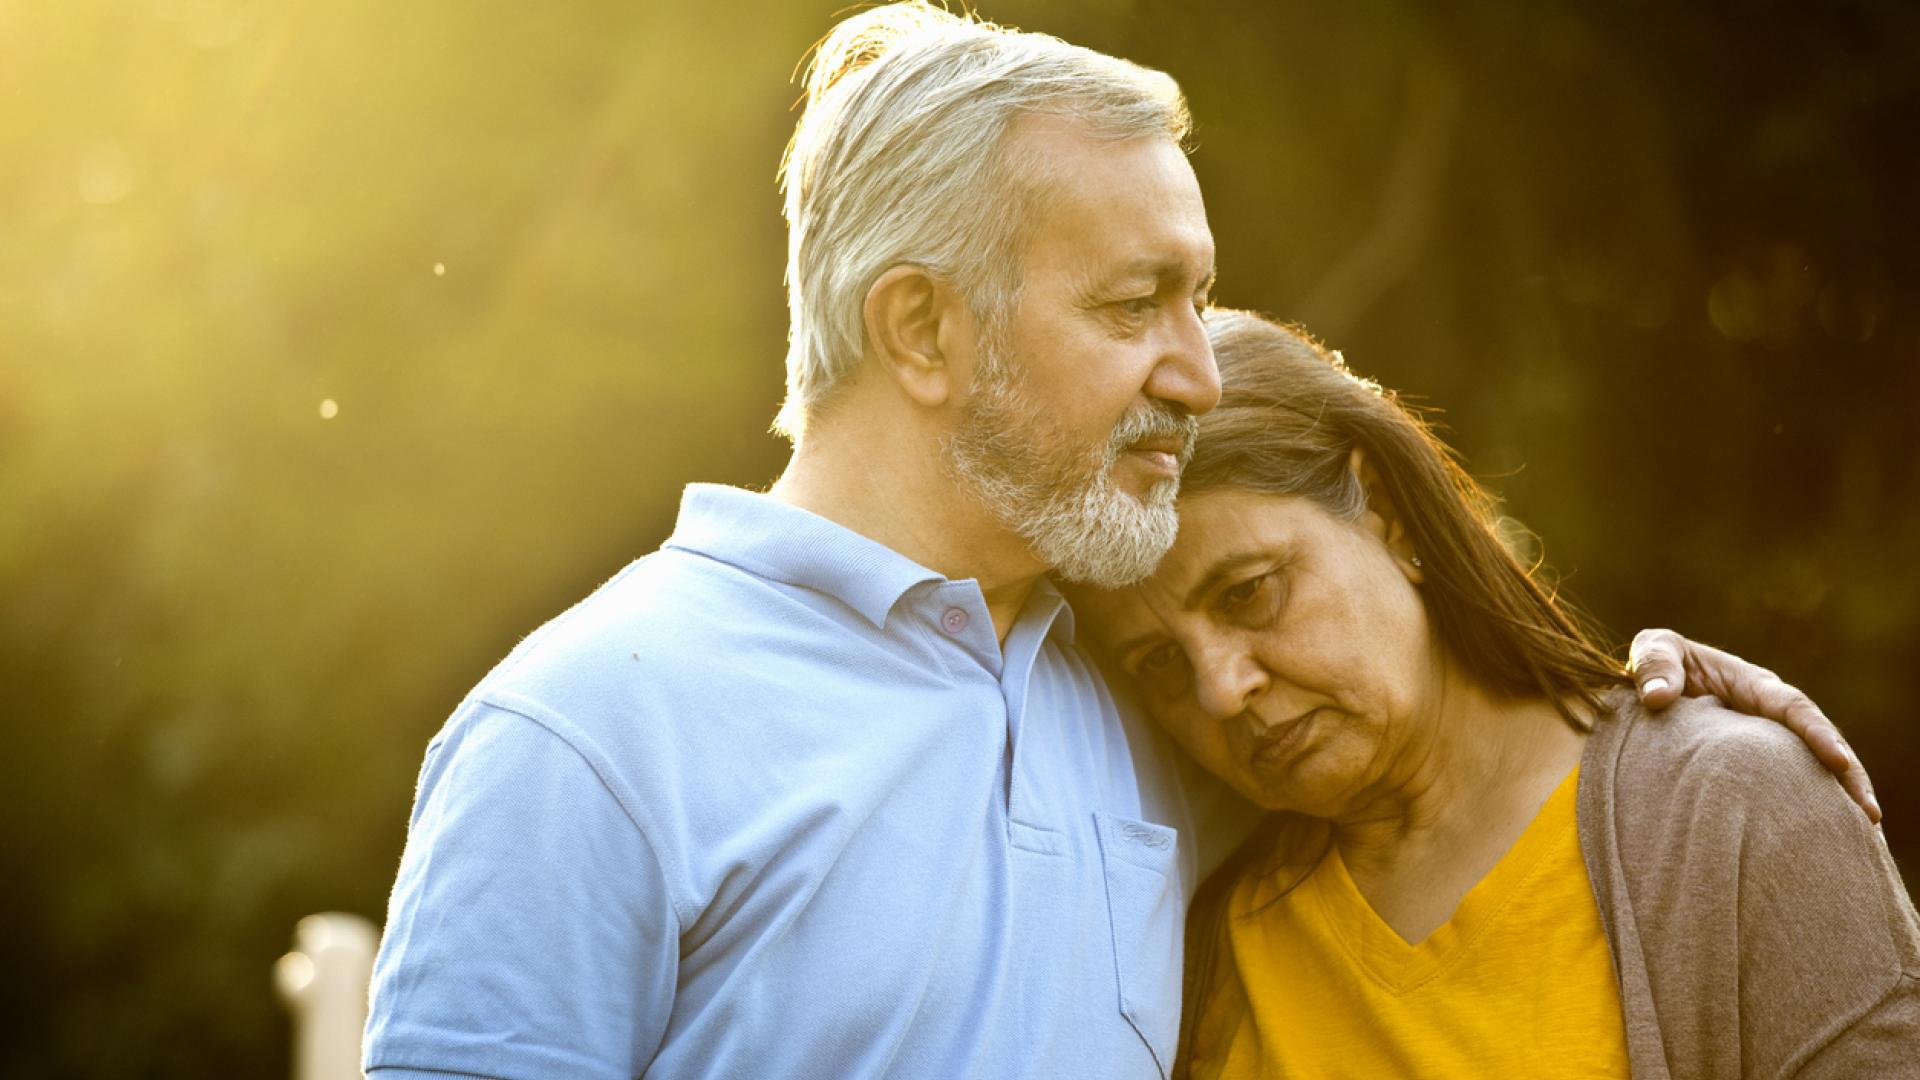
[1627, 628, 1685, 708]
[1842, 754, 1884, 825]
[1795, 711, 1884, 824]
[1704, 653, 1883, 823]
[1628, 629, 1882, 822]
[1793, 707, 1883, 824]
[1642, 633, 1777, 705]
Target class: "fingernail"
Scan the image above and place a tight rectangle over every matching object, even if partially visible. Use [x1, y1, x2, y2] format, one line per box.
[1641, 676, 1669, 695]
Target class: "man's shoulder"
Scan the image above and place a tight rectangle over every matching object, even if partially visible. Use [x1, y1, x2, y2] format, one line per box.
[483, 546, 825, 692]
[462, 536, 935, 761]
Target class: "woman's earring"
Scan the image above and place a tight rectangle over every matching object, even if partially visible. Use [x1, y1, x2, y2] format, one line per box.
[1410, 555, 1423, 568]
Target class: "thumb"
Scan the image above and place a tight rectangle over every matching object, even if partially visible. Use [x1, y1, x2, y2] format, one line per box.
[1627, 627, 1686, 709]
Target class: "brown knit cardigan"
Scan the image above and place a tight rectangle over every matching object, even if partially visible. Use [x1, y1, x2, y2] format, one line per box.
[1577, 692, 1920, 1077]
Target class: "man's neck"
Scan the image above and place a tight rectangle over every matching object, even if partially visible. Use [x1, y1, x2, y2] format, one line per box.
[769, 417, 1046, 643]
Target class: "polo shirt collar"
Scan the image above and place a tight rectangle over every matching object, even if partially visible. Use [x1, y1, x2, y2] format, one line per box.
[1030, 574, 1079, 647]
[663, 484, 945, 629]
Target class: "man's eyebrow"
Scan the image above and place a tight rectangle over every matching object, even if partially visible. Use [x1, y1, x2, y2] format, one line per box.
[1100, 256, 1215, 290]
[1183, 552, 1273, 611]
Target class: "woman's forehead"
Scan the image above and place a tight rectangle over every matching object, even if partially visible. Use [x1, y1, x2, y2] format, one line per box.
[1158, 490, 1315, 579]
[1071, 490, 1333, 647]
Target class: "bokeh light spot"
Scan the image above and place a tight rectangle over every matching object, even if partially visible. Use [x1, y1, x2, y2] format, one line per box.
[1817, 283, 1881, 343]
[318, 399, 339, 420]
[1707, 271, 1764, 342]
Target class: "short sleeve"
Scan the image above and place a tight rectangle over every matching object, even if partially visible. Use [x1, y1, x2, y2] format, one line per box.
[364, 701, 680, 1079]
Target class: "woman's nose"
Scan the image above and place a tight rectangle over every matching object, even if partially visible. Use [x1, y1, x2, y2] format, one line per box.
[1192, 646, 1266, 720]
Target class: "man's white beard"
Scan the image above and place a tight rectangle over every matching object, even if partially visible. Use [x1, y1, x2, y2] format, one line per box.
[943, 343, 1196, 588]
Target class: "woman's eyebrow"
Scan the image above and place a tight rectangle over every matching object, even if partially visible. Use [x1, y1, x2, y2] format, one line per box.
[1105, 599, 1181, 661]
[1184, 551, 1274, 610]
[1110, 629, 1163, 661]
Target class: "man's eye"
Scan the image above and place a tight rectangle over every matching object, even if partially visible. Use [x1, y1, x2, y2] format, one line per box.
[1116, 296, 1156, 317]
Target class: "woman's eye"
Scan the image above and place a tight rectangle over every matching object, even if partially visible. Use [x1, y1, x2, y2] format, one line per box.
[1216, 573, 1280, 623]
[1221, 576, 1265, 608]
[1131, 643, 1191, 695]
[1116, 295, 1156, 317]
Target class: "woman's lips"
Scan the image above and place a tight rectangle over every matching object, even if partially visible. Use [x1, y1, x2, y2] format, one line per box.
[1248, 708, 1321, 768]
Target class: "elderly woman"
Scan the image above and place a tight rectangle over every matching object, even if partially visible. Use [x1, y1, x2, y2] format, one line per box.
[1077, 310, 1920, 1078]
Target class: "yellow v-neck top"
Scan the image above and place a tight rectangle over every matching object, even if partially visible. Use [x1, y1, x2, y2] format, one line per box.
[1181, 768, 1630, 1079]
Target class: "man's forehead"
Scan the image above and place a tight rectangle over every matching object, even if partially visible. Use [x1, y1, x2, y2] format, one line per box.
[1031, 140, 1204, 214]
[1009, 119, 1208, 232]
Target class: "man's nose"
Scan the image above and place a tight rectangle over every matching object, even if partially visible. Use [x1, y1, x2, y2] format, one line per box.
[1147, 304, 1221, 417]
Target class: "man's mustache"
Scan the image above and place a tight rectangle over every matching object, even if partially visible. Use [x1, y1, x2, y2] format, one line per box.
[1108, 403, 1199, 468]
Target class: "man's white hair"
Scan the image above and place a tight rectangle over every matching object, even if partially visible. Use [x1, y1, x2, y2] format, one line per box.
[774, 1, 1190, 439]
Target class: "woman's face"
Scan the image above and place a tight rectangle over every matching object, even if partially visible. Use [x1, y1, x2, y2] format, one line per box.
[1078, 485, 1441, 815]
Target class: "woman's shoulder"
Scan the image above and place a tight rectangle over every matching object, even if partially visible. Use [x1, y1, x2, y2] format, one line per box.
[1190, 812, 1333, 924]
[1583, 688, 1908, 951]
[1179, 813, 1333, 1077]
[1582, 695, 1920, 1073]
[1579, 687, 1893, 923]
[1586, 689, 1838, 815]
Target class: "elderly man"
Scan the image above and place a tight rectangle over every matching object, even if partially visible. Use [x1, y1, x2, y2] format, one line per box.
[363, 5, 1870, 1078]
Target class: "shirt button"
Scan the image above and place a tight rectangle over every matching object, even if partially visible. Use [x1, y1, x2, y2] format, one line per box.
[940, 607, 969, 634]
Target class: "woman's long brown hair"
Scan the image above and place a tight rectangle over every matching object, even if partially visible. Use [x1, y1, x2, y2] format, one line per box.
[1188, 308, 1629, 731]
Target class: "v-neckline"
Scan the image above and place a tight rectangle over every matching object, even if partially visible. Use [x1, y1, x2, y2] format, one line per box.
[1305, 765, 1581, 993]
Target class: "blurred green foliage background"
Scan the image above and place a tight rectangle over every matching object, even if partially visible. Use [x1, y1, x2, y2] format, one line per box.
[3, 0, 1914, 1074]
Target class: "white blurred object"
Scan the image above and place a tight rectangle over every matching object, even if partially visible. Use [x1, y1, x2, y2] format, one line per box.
[274, 913, 379, 1080]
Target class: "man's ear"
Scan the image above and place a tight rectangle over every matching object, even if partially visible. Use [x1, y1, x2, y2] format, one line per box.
[862, 265, 971, 409]
[1350, 447, 1424, 582]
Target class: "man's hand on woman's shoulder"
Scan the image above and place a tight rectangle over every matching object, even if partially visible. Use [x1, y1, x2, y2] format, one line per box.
[1627, 627, 1880, 823]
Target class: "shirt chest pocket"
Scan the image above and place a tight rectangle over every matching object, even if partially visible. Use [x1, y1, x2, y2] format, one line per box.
[1093, 811, 1183, 1079]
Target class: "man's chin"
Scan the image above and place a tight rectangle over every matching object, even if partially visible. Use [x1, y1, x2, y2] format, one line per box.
[1036, 501, 1178, 588]
[1049, 549, 1169, 589]
[1119, 478, 1183, 516]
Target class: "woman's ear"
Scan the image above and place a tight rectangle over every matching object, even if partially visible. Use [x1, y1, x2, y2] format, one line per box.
[862, 265, 971, 409]
[1350, 447, 1424, 583]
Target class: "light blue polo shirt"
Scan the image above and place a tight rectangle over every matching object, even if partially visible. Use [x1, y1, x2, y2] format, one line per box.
[365, 484, 1202, 1079]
